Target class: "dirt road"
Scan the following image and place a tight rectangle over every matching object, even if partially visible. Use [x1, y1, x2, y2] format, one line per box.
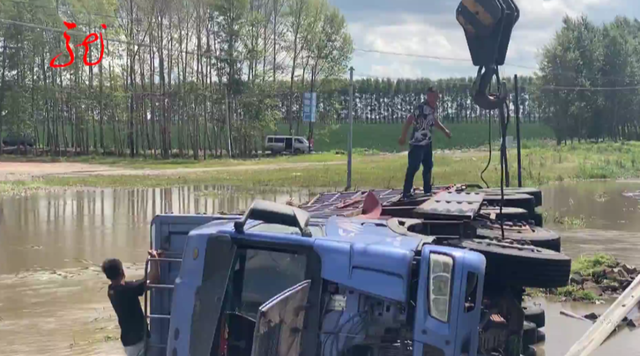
[0, 150, 484, 183]
[0, 160, 347, 182]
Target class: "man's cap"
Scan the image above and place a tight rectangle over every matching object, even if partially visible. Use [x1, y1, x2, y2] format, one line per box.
[427, 86, 438, 93]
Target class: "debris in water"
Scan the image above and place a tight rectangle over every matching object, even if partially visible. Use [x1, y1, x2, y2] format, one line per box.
[575, 302, 640, 328]
[622, 190, 640, 200]
[528, 255, 639, 302]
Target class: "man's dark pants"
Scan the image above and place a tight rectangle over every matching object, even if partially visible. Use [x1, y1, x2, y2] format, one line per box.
[403, 143, 433, 197]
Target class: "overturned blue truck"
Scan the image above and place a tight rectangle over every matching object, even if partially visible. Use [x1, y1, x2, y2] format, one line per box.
[143, 186, 569, 356]
[141, 0, 560, 353]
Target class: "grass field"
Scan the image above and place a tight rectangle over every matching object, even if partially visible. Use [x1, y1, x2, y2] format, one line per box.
[278, 122, 553, 152]
[27, 122, 554, 158]
[8, 122, 552, 171]
[27, 141, 640, 191]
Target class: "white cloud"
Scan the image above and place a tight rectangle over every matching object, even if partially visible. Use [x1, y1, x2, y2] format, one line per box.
[369, 63, 423, 79]
[335, 0, 633, 79]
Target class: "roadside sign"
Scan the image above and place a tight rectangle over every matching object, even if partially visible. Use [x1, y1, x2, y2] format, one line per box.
[302, 92, 316, 123]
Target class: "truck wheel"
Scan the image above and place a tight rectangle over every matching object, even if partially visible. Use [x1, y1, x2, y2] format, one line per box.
[523, 321, 538, 347]
[478, 187, 543, 207]
[536, 330, 546, 343]
[483, 193, 536, 216]
[476, 225, 561, 253]
[456, 239, 571, 288]
[523, 305, 545, 328]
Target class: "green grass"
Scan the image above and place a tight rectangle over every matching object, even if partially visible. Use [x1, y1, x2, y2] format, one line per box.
[282, 122, 554, 152]
[26, 122, 553, 159]
[17, 141, 640, 191]
[555, 286, 600, 302]
[0, 150, 353, 170]
[3, 140, 640, 193]
[571, 253, 619, 277]
[526, 254, 620, 303]
[0, 181, 50, 196]
[552, 213, 587, 229]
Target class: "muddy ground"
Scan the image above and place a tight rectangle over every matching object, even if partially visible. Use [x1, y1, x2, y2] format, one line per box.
[0, 264, 145, 356]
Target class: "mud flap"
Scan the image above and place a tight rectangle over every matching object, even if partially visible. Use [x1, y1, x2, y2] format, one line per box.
[250, 280, 311, 356]
[189, 235, 236, 356]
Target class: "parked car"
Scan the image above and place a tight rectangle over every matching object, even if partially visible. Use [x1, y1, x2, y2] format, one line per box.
[264, 135, 312, 154]
[2, 134, 35, 148]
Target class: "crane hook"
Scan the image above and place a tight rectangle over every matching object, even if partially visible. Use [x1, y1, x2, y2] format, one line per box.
[457, 0, 519, 111]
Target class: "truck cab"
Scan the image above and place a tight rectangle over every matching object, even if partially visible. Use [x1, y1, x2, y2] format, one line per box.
[145, 200, 486, 356]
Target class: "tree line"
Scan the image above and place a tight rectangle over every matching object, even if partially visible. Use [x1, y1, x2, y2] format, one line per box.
[536, 15, 640, 143]
[0, 0, 353, 158]
[2, 4, 638, 159]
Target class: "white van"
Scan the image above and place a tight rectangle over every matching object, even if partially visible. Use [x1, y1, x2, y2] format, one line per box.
[265, 135, 313, 154]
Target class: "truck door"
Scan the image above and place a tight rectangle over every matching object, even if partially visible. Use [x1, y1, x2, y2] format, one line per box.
[413, 246, 486, 356]
[250, 280, 311, 356]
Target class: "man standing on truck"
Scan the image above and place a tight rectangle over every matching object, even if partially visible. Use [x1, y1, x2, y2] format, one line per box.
[101, 250, 163, 356]
[398, 87, 452, 199]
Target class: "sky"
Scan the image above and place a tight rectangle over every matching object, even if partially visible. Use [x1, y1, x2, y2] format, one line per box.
[328, 0, 639, 80]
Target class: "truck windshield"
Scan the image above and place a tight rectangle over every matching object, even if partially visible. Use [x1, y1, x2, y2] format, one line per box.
[230, 248, 307, 318]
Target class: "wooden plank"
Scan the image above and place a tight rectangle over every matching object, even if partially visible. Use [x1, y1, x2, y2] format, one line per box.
[564, 274, 640, 356]
[560, 310, 592, 323]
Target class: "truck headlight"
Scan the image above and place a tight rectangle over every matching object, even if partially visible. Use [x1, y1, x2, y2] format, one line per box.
[429, 253, 453, 322]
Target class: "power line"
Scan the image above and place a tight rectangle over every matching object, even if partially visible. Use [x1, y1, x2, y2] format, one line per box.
[355, 71, 640, 92]
[3, 14, 639, 88]
[354, 49, 636, 82]
[0, 17, 294, 68]
[354, 48, 538, 70]
[540, 85, 640, 91]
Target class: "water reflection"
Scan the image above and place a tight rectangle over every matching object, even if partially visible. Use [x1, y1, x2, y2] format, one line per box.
[1, 182, 640, 355]
[0, 186, 318, 275]
[542, 181, 640, 232]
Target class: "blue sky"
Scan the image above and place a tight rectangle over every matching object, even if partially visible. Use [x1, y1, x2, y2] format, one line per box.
[328, 0, 639, 79]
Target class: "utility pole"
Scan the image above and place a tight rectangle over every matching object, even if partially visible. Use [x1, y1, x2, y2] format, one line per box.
[346, 67, 354, 190]
[225, 88, 232, 158]
[515, 75, 522, 187]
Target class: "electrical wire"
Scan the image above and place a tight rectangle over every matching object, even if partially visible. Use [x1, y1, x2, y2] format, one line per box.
[329, 311, 366, 356]
[354, 48, 535, 70]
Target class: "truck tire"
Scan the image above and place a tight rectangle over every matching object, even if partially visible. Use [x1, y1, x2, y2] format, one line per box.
[479, 206, 530, 222]
[456, 239, 571, 288]
[476, 226, 561, 253]
[536, 330, 546, 343]
[523, 345, 537, 356]
[533, 211, 544, 227]
[523, 321, 538, 347]
[483, 193, 536, 216]
[478, 187, 543, 207]
[523, 305, 545, 328]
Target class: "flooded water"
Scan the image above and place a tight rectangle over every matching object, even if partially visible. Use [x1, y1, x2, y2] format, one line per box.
[532, 298, 640, 356]
[543, 181, 640, 266]
[1, 182, 639, 355]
